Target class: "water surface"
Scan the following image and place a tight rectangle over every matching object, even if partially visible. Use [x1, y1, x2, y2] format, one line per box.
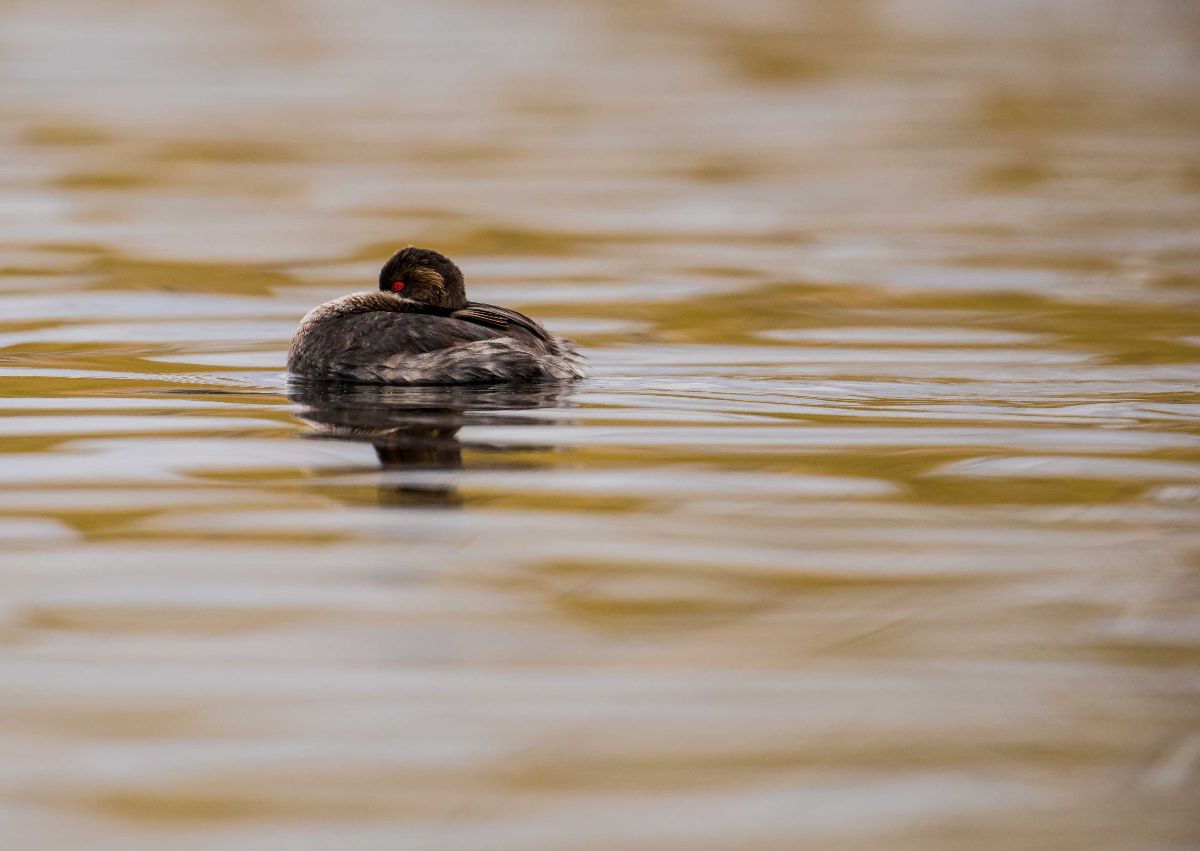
[1, 1, 1199, 848]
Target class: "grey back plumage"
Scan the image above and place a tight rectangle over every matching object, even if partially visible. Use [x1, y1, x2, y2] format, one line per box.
[288, 292, 586, 386]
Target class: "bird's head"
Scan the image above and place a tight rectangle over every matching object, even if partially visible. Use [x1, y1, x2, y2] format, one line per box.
[378, 246, 467, 310]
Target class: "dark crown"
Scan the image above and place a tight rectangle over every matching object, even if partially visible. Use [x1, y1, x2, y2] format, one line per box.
[377, 246, 467, 309]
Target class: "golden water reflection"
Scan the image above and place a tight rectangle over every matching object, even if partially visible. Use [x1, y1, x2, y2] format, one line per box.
[0, 1, 1199, 849]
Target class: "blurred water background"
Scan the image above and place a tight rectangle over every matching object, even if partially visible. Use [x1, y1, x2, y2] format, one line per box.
[1, 1, 1199, 848]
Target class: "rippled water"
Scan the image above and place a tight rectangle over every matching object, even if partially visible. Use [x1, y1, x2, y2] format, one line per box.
[2, 1, 1199, 848]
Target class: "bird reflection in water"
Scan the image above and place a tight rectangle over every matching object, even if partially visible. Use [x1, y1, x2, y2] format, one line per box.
[288, 380, 571, 508]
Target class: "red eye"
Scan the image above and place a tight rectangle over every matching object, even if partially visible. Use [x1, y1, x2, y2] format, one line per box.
[390, 280, 405, 292]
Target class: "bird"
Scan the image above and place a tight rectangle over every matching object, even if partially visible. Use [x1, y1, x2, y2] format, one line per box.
[287, 246, 586, 385]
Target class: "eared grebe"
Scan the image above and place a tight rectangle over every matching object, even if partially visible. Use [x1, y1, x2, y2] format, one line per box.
[287, 247, 586, 384]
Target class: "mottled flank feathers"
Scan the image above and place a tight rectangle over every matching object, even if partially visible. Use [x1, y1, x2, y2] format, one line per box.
[288, 291, 586, 385]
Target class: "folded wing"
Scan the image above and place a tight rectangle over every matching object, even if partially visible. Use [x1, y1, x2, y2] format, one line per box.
[452, 301, 556, 348]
